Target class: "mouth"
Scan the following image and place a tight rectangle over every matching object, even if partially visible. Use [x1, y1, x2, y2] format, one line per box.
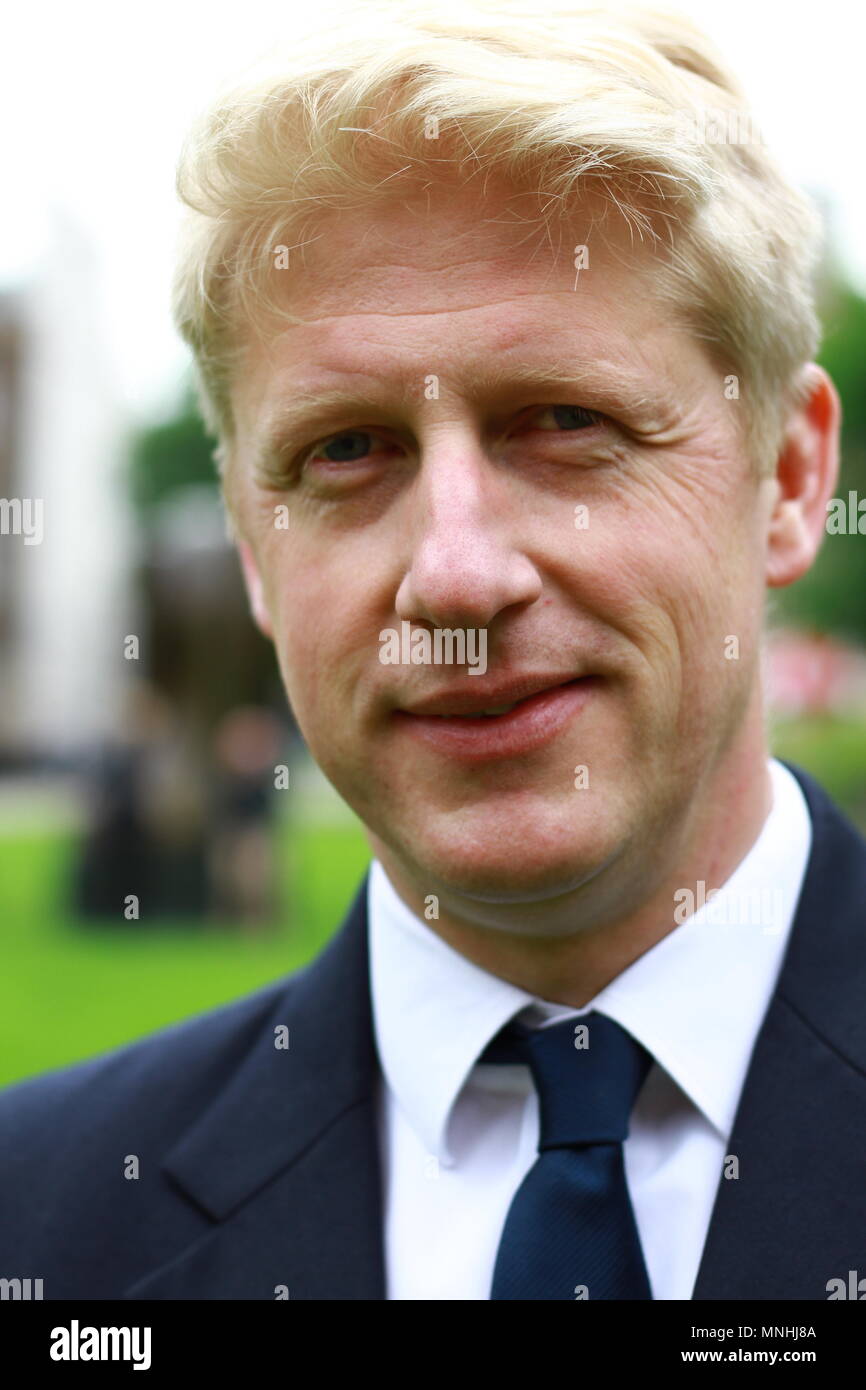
[393, 675, 600, 761]
[399, 673, 590, 717]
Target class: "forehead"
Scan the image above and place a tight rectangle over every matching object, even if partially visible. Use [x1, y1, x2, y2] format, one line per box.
[232, 176, 689, 440]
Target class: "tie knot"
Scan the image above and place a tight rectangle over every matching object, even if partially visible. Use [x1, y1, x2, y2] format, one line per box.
[480, 1010, 652, 1148]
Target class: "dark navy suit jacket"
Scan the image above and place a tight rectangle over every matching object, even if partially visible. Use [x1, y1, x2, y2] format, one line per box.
[1, 761, 865, 1299]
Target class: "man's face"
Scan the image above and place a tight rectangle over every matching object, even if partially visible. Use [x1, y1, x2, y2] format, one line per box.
[229, 180, 777, 915]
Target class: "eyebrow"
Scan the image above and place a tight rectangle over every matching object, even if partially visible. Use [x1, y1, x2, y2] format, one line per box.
[250, 357, 675, 481]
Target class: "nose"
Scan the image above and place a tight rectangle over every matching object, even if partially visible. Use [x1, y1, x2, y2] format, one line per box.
[394, 437, 543, 630]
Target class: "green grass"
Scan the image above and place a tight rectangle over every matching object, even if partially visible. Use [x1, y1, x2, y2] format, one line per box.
[3, 713, 865, 1088]
[0, 817, 370, 1086]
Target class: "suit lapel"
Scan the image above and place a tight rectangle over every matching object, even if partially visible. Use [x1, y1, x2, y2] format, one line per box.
[693, 763, 866, 1298]
[123, 875, 386, 1300]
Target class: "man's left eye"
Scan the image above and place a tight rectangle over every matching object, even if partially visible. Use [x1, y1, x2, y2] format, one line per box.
[531, 405, 603, 431]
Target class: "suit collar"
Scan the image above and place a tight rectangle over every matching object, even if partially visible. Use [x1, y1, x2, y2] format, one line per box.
[163, 874, 376, 1222]
[693, 761, 866, 1298]
[124, 875, 387, 1299]
[769, 761, 866, 1062]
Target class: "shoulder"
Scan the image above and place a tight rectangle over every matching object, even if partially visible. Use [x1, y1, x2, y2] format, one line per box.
[0, 967, 311, 1206]
[0, 967, 305, 1140]
[0, 966, 310, 1292]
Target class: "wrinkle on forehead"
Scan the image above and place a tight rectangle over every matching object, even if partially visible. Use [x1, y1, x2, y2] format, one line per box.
[237, 169, 667, 337]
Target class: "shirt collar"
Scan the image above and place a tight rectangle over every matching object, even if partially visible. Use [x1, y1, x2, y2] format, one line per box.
[368, 856, 538, 1162]
[368, 758, 812, 1160]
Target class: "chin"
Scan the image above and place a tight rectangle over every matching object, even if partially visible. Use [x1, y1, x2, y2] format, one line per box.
[415, 811, 617, 905]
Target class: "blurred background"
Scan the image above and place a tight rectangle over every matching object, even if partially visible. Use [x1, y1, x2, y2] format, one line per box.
[1, 0, 865, 1085]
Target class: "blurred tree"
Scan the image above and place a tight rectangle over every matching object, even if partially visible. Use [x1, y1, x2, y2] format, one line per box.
[819, 282, 866, 443]
[129, 381, 219, 512]
[125, 376, 285, 726]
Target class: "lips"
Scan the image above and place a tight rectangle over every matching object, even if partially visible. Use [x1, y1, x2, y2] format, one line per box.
[393, 675, 600, 761]
[451, 700, 522, 718]
[399, 674, 587, 718]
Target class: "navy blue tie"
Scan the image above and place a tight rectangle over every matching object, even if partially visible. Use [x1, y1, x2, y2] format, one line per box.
[481, 1010, 654, 1300]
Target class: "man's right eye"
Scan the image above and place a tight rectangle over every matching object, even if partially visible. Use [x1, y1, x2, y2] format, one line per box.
[306, 430, 392, 464]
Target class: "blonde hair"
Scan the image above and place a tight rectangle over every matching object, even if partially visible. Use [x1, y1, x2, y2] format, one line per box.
[171, 0, 824, 477]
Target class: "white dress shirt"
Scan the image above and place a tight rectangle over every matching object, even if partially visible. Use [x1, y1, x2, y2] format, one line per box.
[368, 758, 812, 1300]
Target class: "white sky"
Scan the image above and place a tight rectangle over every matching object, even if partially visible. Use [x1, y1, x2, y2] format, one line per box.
[1, 0, 864, 422]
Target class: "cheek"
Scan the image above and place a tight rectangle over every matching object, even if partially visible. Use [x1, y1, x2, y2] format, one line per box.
[262, 540, 379, 732]
[551, 514, 711, 668]
[252, 538, 333, 709]
[552, 505, 756, 736]
[594, 482, 752, 632]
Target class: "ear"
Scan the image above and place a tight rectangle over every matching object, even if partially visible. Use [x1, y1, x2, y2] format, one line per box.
[236, 539, 274, 640]
[765, 364, 841, 588]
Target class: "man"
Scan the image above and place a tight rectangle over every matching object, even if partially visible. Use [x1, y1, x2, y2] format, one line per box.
[1, 2, 862, 1301]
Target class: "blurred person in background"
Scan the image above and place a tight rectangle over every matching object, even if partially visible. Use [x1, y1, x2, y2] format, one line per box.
[210, 705, 284, 927]
[74, 681, 210, 921]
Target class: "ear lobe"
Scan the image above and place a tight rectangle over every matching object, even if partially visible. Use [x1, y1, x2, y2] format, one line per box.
[236, 540, 274, 640]
[765, 486, 812, 587]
